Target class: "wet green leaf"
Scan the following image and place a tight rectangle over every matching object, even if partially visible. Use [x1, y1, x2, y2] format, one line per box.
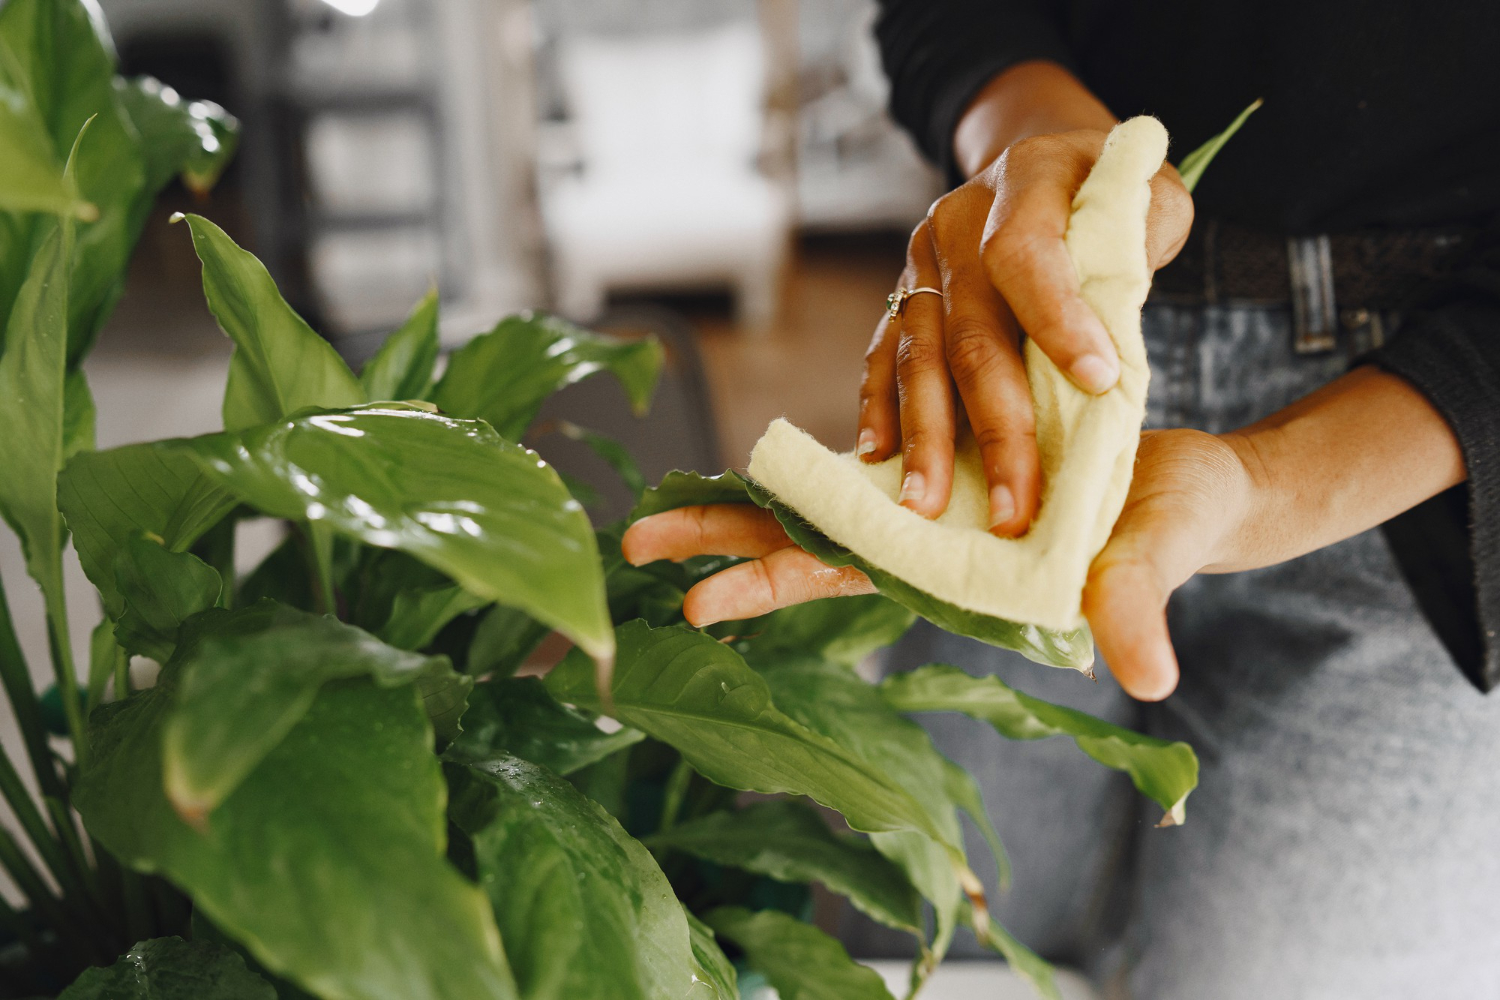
[360, 287, 439, 402]
[970, 908, 1060, 1000]
[115, 76, 238, 195]
[178, 214, 363, 431]
[430, 312, 662, 439]
[158, 602, 466, 818]
[57, 937, 275, 1000]
[702, 907, 895, 1000]
[168, 404, 613, 660]
[881, 664, 1199, 825]
[113, 532, 222, 662]
[445, 753, 699, 1000]
[77, 645, 516, 1000]
[684, 909, 737, 1000]
[63, 366, 94, 457]
[645, 800, 924, 935]
[450, 677, 642, 776]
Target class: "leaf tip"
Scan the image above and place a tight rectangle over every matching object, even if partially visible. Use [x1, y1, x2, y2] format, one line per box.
[75, 201, 100, 223]
[169, 211, 186, 224]
[1157, 798, 1188, 828]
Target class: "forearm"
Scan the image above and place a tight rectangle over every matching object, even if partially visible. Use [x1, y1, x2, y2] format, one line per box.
[1212, 366, 1467, 573]
[953, 60, 1117, 178]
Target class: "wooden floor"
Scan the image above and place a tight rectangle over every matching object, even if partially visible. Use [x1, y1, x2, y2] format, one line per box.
[670, 231, 908, 468]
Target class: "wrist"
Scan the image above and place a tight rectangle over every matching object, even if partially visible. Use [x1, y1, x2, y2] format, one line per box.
[953, 60, 1117, 178]
[1203, 430, 1278, 572]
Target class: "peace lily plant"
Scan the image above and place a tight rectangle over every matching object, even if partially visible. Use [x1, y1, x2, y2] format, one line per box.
[0, 2, 1201, 998]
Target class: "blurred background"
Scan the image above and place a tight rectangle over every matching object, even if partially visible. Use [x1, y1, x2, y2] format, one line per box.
[87, 0, 942, 463]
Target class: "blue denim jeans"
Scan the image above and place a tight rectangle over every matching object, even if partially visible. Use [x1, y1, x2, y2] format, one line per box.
[843, 303, 1500, 999]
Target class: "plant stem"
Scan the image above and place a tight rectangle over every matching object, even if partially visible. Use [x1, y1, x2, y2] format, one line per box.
[657, 758, 694, 833]
[113, 643, 129, 700]
[0, 825, 100, 965]
[0, 752, 84, 914]
[0, 573, 63, 799]
[44, 796, 107, 916]
[308, 523, 337, 616]
[42, 582, 86, 769]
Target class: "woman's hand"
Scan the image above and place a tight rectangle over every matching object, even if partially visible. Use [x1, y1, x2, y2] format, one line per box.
[867, 128, 1193, 534]
[622, 429, 1255, 701]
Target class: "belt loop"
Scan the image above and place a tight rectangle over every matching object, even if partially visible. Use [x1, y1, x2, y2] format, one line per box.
[1288, 234, 1337, 354]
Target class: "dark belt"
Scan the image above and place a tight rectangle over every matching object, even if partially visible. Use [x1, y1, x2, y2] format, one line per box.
[1150, 220, 1475, 353]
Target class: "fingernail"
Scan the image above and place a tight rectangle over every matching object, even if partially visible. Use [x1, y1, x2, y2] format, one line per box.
[989, 484, 1016, 528]
[899, 472, 926, 504]
[856, 428, 877, 458]
[1070, 354, 1119, 394]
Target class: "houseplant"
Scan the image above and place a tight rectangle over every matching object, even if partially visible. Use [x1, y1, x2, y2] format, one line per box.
[0, 2, 1201, 998]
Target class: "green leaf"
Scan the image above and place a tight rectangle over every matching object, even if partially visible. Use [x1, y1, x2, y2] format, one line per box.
[466, 604, 548, 678]
[63, 366, 95, 457]
[77, 667, 517, 1000]
[177, 214, 363, 431]
[753, 658, 982, 969]
[58, 937, 276, 1000]
[357, 551, 490, 652]
[169, 404, 614, 660]
[449, 677, 642, 776]
[445, 753, 699, 1000]
[58, 442, 237, 618]
[684, 909, 737, 1000]
[940, 757, 1010, 891]
[113, 532, 223, 662]
[1175, 99, 1262, 194]
[880, 664, 1199, 825]
[702, 907, 896, 1000]
[158, 602, 468, 818]
[360, 287, 439, 401]
[86, 616, 119, 714]
[0, 69, 93, 218]
[544, 622, 963, 857]
[0, 220, 69, 597]
[630, 470, 754, 521]
[971, 910, 1061, 1000]
[552, 422, 647, 499]
[430, 312, 663, 440]
[115, 76, 238, 195]
[716, 594, 915, 669]
[644, 800, 924, 935]
[744, 477, 1095, 671]
[0, 0, 147, 364]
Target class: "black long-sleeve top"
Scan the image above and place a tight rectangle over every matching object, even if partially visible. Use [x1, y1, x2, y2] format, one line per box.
[873, 0, 1500, 691]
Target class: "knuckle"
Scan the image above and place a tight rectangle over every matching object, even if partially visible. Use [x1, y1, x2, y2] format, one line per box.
[895, 331, 945, 372]
[945, 322, 1000, 375]
[971, 419, 1036, 456]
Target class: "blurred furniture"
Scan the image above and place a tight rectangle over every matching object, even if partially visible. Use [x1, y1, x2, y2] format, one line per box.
[540, 22, 792, 329]
[795, 0, 942, 231]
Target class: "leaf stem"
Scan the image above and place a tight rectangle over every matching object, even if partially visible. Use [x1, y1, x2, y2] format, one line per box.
[308, 522, 337, 616]
[0, 573, 64, 799]
[42, 583, 87, 768]
[657, 758, 694, 833]
[0, 751, 86, 915]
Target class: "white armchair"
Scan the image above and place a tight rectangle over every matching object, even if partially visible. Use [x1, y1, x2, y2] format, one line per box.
[542, 22, 792, 329]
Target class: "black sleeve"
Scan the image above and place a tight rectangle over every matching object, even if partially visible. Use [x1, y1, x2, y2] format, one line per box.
[874, 0, 1075, 181]
[1368, 227, 1500, 692]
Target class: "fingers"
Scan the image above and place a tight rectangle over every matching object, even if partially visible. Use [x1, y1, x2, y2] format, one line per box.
[928, 193, 1042, 536]
[1146, 165, 1194, 270]
[857, 300, 902, 463]
[683, 546, 876, 626]
[622, 506, 791, 565]
[1082, 557, 1179, 701]
[980, 136, 1120, 395]
[895, 220, 957, 518]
